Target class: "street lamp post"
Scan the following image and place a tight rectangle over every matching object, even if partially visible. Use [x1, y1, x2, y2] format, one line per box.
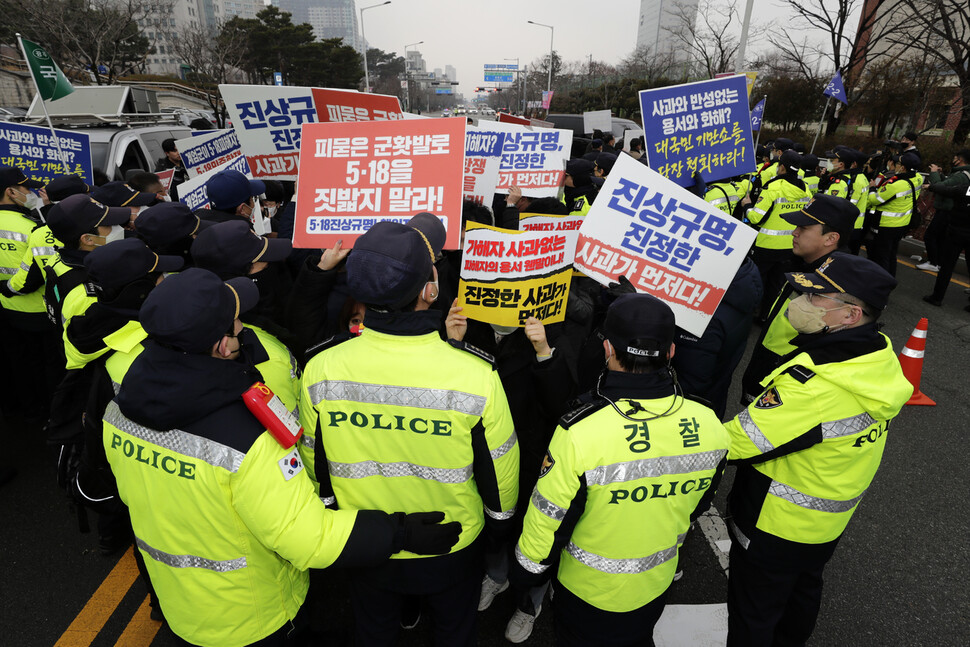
[527, 20, 554, 93]
[360, 1, 391, 93]
[504, 57, 518, 113]
[405, 41, 423, 113]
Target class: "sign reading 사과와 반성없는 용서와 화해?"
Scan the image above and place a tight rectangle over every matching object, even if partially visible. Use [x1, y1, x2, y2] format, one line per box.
[292, 117, 466, 250]
[573, 153, 757, 337]
[0, 121, 93, 186]
[639, 74, 756, 188]
[459, 222, 574, 327]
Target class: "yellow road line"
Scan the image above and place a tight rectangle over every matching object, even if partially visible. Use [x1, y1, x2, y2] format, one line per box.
[898, 258, 970, 288]
[114, 595, 162, 647]
[54, 546, 139, 647]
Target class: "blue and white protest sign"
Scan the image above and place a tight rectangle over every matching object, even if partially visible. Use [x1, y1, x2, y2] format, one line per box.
[0, 122, 93, 185]
[485, 120, 572, 199]
[177, 154, 253, 212]
[824, 72, 848, 105]
[175, 129, 249, 178]
[464, 125, 506, 206]
[639, 74, 755, 187]
[574, 154, 756, 336]
[750, 98, 766, 132]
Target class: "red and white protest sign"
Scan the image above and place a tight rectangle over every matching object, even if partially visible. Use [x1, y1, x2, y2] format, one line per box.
[156, 169, 175, 193]
[312, 89, 404, 123]
[497, 113, 530, 126]
[293, 117, 466, 249]
[574, 154, 756, 336]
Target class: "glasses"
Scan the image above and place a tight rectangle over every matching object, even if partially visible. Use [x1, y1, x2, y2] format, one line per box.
[806, 293, 866, 313]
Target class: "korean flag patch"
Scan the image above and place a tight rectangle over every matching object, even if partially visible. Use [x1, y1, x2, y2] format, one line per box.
[279, 450, 304, 481]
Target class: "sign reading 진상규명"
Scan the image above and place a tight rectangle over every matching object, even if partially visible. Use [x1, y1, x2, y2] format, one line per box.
[574, 154, 756, 336]
[293, 117, 465, 249]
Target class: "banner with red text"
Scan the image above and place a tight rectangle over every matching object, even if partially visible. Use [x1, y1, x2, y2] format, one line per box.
[311, 88, 404, 123]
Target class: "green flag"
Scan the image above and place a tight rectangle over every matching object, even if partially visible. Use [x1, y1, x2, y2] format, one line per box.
[19, 37, 74, 102]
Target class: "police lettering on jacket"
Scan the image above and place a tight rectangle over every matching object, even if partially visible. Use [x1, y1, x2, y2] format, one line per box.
[325, 410, 452, 436]
[109, 433, 196, 479]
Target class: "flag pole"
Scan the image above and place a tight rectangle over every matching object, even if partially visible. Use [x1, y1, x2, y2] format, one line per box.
[16, 33, 71, 176]
[810, 95, 832, 155]
[754, 94, 767, 151]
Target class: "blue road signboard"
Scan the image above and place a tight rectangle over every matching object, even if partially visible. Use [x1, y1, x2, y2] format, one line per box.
[0, 121, 93, 186]
[639, 74, 755, 187]
[485, 74, 514, 83]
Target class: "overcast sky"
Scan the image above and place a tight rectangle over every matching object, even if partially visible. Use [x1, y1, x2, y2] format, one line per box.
[340, 0, 849, 98]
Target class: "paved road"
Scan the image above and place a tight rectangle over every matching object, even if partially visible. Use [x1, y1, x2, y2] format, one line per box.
[1, 252, 968, 646]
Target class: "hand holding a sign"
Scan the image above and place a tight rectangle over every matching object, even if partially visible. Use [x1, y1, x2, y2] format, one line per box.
[318, 240, 350, 271]
[446, 299, 467, 341]
[524, 317, 552, 357]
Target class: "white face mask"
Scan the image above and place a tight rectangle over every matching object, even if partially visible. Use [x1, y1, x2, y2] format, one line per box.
[103, 225, 126, 244]
[264, 205, 278, 219]
[18, 190, 42, 210]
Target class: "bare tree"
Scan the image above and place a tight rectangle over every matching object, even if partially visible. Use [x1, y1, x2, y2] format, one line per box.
[618, 45, 676, 85]
[664, 0, 741, 78]
[170, 21, 249, 126]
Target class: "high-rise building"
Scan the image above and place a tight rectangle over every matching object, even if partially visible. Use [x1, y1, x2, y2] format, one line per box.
[445, 65, 457, 83]
[635, 0, 699, 60]
[280, 0, 361, 49]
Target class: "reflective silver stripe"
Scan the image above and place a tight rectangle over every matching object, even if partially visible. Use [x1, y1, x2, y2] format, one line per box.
[737, 409, 775, 453]
[821, 412, 877, 439]
[768, 480, 865, 513]
[900, 347, 924, 359]
[751, 207, 767, 215]
[912, 328, 927, 339]
[19, 261, 30, 271]
[328, 458, 473, 484]
[320, 496, 336, 506]
[490, 431, 518, 460]
[514, 544, 549, 574]
[584, 449, 727, 487]
[307, 379, 486, 417]
[0, 267, 16, 275]
[880, 210, 909, 218]
[531, 488, 568, 522]
[708, 197, 728, 205]
[727, 517, 750, 550]
[758, 227, 795, 236]
[111, 381, 121, 395]
[31, 246, 56, 256]
[566, 533, 686, 575]
[484, 505, 516, 520]
[0, 229, 28, 243]
[136, 536, 247, 572]
[104, 401, 245, 473]
[300, 433, 315, 451]
[895, 188, 913, 197]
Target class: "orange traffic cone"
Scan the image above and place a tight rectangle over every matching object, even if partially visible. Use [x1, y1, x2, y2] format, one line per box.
[898, 318, 935, 406]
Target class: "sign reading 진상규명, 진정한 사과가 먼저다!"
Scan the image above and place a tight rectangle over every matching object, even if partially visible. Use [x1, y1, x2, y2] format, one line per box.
[573, 154, 756, 337]
[293, 117, 466, 250]
[487, 120, 571, 199]
[639, 74, 755, 188]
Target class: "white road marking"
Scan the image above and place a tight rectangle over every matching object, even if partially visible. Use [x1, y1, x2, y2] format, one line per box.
[697, 507, 731, 575]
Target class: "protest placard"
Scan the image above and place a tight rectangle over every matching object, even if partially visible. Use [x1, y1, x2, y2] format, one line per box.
[624, 129, 645, 152]
[497, 113, 530, 126]
[639, 74, 755, 187]
[573, 154, 756, 337]
[220, 84, 319, 181]
[715, 71, 758, 96]
[487, 121, 571, 199]
[293, 117, 465, 249]
[156, 169, 175, 193]
[459, 222, 572, 327]
[463, 125, 505, 207]
[0, 122, 92, 185]
[177, 154, 252, 212]
[312, 88, 403, 122]
[175, 129, 248, 178]
[583, 110, 612, 134]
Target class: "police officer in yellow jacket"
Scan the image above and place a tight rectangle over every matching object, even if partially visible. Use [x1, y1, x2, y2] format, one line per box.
[301, 221, 519, 646]
[742, 150, 812, 320]
[865, 151, 924, 276]
[106, 268, 461, 647]
[725, 253, 912, 646]
[512, 294, 730, 646]
[740, 195, 857, 404]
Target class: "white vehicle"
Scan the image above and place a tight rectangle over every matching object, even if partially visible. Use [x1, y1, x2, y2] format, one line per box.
[482, 107, 496, 116]
[469, 108, 479, 114]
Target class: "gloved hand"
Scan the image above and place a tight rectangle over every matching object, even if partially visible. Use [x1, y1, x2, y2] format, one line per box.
[393, 512, 462, 555]
[606, 275, 636, 301]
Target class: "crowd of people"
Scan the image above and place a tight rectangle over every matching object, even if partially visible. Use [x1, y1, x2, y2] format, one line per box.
[0, 125, 940, 646]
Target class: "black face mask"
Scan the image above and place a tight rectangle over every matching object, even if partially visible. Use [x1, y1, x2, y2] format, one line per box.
[248, 262, 283, 309]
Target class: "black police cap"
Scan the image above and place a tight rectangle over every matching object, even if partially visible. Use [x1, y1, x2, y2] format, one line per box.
[91, 181, 155, 207]
[0, 165, 43, 190]
[135, 202, 211, 248]
[346, 221, 435, 310]
[84, 237, 183, 290]
[46, 174, 90, 202]
[140, 268, 258, 353]
[46, 194, 131, 244]
[773, 138, 794, 151]
[191, 220, 291, 278]
[779, 150, 801, 169]
[785, 252, 897, 311]
[407, 212, 446, 258]
[604, 293, 675, 358]
[782, 194, 857, 237]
